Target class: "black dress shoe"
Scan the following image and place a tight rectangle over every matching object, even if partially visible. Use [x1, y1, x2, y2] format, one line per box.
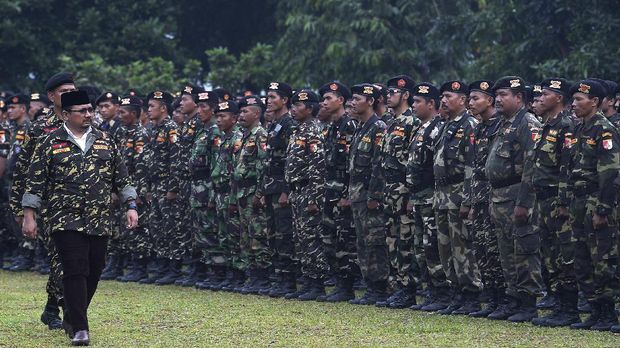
[71, 330, 90, 346]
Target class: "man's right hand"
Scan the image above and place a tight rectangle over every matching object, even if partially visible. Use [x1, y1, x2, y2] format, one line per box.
[22, 214, 38, 240]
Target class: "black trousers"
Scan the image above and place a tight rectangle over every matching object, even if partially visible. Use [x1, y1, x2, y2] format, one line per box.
[52, 231, 108, 332]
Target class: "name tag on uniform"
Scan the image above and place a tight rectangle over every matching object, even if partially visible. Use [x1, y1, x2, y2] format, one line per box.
[52, 147, 71, 154]
[93, 144, 109, 150]
[362, 136, 371, 143]
[545, 136, 556, 142]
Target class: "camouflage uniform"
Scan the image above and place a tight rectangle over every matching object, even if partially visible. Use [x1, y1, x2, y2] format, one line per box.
[11, 110, 64, 304]
[0, 124, 15, 260]
[174, 114, 203, 260]
[190, 120, 221, 266]
[118, 124, 151, 261]
[433, 110, 483, 296]
[485, 107, 543, 300]
[349, 114, 389, 286]
[147, 117, 181, 260]
[260, 112, 297, 281]
[407, 115, 448, 295]
[211, 126, 244, 271]
[379, 108, 420, 290]
[285, 118, 328, 281]
[463, 114, 504, 293]
[567, 112, 619, 306]
[233, 124, 271, 273]
[322, 114, 358, 282]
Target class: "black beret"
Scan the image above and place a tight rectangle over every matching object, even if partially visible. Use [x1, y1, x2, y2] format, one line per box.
[569, 79, 607, 100]
[213, 87, 232, 102]
[468, 80, 494, 97]
[127, 88, 141, 97]
[604, 80, 618, 98]
[386, 75, 416, 91]
[171, 97, 181, 110]
[45, 72, 74, 92]
[95, 91, 120, 105]
[239, 95, 265, 110]
[196, 91, 219, 104]
[215, 100, 239, 114]
[30, 92, 50, 105]
[616, 82, 620, 96]
[318, 81, 351, 100]
[351, 83, 380, 99]
[267, 82, 293, 98]
[492, 76, 526, 92]
[540, 78, 570, 98]
[119, 95, 143, 107]
[61, 90, 91, 109]
[412, 83, 440, 100]
[6, 94, 29, 105]
[292, 89, 319, 103]
[147, 90, 174, 105]
[440, 80, 468, 94]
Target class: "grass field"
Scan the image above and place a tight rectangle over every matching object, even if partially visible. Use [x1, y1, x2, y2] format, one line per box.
[1, 271, 619, 347]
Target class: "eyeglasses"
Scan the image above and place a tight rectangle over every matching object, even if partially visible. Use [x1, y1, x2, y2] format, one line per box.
[69, 107, 94, 115]
[387, 88, 403, 95]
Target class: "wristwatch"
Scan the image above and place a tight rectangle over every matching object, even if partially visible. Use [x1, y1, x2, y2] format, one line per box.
[127, 201, 138, 211]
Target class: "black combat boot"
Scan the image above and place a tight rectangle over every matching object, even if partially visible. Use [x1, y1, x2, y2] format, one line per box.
[487, 294, 519, 320]
[507, 293, 538, 322]
[571, 301, 601, 330]
[319, 277, 355, 303]
[354, 281, 388, 305]
[437, 290, 464, 315]
[269, 273, 297, 298]
[222, 269, 246, 292]
[452, 291, 481, 315]
[139, 258, 168, 284]
[410, 286, 434, 311]
[181, 262, 206, 287]
[386, 285, 417, 309]
[119, 257, 149, 283]
[590, 299, 619, 331]
[469, 288, 498, 318]
[40, 296, 63, 330]
[155, 259, 183, 285]
[9, 249, 35, 272]
[210, 268, 233, 291]
[297, 278, 326, 301]
[421, 287, 451, 312]
[533, 289, 580, 327]
[196, 265, 226, 290]
[578, 291, 592, 313]
[100, 255, 122, 280]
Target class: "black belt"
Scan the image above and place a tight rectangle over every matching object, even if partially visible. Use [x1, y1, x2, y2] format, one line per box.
[573, 184, 597, 197]
[435, 174, 464, 187]
[289, 180, 309, 191]
[534, 186, 558, 200]
[490, 176, 521, 189]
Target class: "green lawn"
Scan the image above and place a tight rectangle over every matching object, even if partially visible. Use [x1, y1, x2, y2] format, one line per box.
[1, 271, 619, 347]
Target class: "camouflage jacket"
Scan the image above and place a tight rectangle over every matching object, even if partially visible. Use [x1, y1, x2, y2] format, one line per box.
[607, 113, 620, 131]
[485, 107, 541, 208]
[120, 124, 150, 199]
[531, 110, 575, 206]
[463, 114, 501, 206]
[99, 117, 124, 145]
[348, 114, 386, 203]
[0, 123, 9, 159]
[406, 115, 444, 205]
[211, 126, 243, 193]
[380, 107, 420, 185]
[324, 114, 357, 201]
[10, 109, 63, 217]
[567, 112, 620, 216]
[22, 126, 137, 236]
[190, 120, 222, 182]
[285, 118, 325, 206]
[6, 120, 31, 180]
[261, 112, 296, 196]
[177, 114, 204, 178]
[148, 117, 180, 193]
[433, 110, 477, 209]
[233, 124, 268, 200]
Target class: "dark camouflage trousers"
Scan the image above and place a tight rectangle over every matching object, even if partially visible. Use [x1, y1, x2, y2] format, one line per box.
[384, 181, 417, 289]
[191, 180, 218, 265]
[106, 201, 125, 258]
[150, 182, 182, 260]
[290, 186, 329, 280]
[215, 189, 243, 271]
[169, 179, 193, 260]
[351, 199, 389, 283]
[472, 203, 504, 291]
[121, 202, 151, 260]
[40, 222, 63, 305]
[265, 193, 297, 276]
[570, 195, 618, 302]
[436, 208, 483, 294]
[534, 195, 576, 294]
[414, 203, 448, 289]
[321, 195, 358, 280]
[490, 198, 543, 297]
[238, 196, 272, 271]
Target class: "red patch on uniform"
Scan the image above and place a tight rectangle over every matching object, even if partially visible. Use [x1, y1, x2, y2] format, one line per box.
[52, 142, 69, 149]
